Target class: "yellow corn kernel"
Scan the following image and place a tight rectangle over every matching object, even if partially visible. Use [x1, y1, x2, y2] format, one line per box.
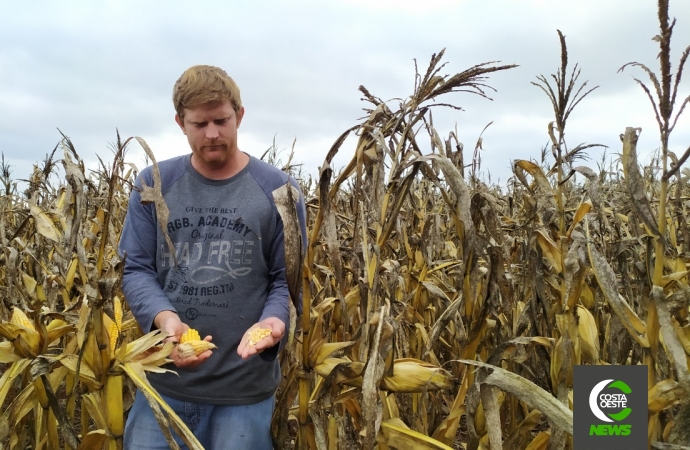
[247, 328, 272, 346]
[108, 321, 120, 355]
[180, 328, 201, 343]
[177, 340, 217, 358]
[113, 297, 123, 327]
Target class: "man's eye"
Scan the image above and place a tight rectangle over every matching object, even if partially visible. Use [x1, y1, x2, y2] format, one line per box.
[195, 123, 207, 128]
[214, 119, 228, 126]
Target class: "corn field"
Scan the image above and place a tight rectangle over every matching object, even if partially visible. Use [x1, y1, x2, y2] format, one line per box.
[2, 2, 690, 449]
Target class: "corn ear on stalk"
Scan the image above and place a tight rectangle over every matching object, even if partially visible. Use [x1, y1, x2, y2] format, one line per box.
[576, 305, 599, 362]
[177, 328, 216, 358]
[108, 321, 120, 356]
[113, 296, 123, 327]
[379, 358, 456, 393]
[105, 374, 124, 438]
[11, 308, 35, 331]
[247, 327, 272, 346]
[108, 297, 123, 356]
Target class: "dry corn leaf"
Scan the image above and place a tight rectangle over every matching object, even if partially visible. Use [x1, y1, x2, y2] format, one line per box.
[479, 384, 502, 450]
[566, 200, 592, 237]
[514, 160, 554, 197]
[273, 182, 305, 309]
[536, 229, 562, 273]
[525, 431, 550, 450]
[0, 342, 21, 364]
[57, 355, 101, 390]
[574, 166, 603, 211]
[122, 330, 174, 364]
[564, 239, 587, 309]
[422, 154, 475, 249]
[80, 392, 108, 431]
[503, 410, 543, 450]
[662, 270, 689, 286]
[648, 379, 686, 413]
[550, 314, 576, 389]
[0, 359, 31, 409]
[122, 361, 204, 450]
[653, 286, 690, 388]
[580, 283, 595, 309]
[586, 218, 649, 347]
[362, 303, 390, 447]
[432, 382, 467, 445]
[134, 137, 177, 267]
[620, 127, 662, 241]
[29, 203, 62, 243]
[20, 271, 37, 295]
[0, 381, 37, 443]
[422, 281, 450, 302]
[314, 358, 364, 387]
[576, 305, 600, 362]
[380, 418, 454, 450]
[457, 359, 573, 434]
[314, 341, 356, 366]
[674, 322, 690, 355]
[425, 294, 464, 359]
[77, 430, 109, 450]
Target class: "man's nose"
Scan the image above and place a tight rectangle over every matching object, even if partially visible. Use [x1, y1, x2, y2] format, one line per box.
[206, 124, 219, 139]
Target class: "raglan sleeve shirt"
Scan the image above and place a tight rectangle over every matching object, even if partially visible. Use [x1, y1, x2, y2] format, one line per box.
[118, 155, 307, 405]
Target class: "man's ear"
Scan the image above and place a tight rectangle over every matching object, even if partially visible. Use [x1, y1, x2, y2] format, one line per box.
[175, 114, 187, 135]
[236, 107, 245, 128]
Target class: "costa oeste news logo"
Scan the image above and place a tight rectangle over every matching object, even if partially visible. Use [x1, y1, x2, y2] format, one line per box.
[574, 365, 646, 449]
[588, 379, 632, 435]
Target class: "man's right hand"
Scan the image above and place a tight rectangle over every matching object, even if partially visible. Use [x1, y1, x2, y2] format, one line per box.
[154, 310, 213, 368]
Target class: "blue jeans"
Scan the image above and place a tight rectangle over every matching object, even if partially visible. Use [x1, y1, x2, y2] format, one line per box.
[124, 390, 274, 449]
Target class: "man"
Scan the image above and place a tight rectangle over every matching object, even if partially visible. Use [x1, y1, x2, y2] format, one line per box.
[119, 65, 307, 449]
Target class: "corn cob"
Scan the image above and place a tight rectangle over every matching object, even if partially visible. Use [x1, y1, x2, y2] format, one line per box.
[177, 328, 216, 358]
[113, 296, 123, 328]
[576, 304, 600, 362]
[247, 327, 272, 346]
[108, 321, 120, 356]
[379, 358, 456, 392]
[180, 328, 200, 343]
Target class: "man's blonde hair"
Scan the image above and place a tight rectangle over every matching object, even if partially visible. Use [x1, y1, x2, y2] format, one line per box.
[172, 65, 242, 118]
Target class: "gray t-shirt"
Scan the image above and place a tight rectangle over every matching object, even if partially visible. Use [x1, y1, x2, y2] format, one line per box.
[119, 154, 306, 405]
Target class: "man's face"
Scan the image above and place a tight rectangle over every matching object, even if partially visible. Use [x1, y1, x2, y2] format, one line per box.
[175, 100, 245, 172]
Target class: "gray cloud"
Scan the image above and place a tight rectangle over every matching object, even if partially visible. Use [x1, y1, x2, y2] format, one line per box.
[1, 0, 689, 186]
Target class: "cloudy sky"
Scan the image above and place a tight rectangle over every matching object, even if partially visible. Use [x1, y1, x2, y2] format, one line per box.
[2, 0, 689, 188]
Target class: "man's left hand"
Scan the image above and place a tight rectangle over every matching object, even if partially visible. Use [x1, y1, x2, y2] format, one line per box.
[237, 317, 285, 359]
